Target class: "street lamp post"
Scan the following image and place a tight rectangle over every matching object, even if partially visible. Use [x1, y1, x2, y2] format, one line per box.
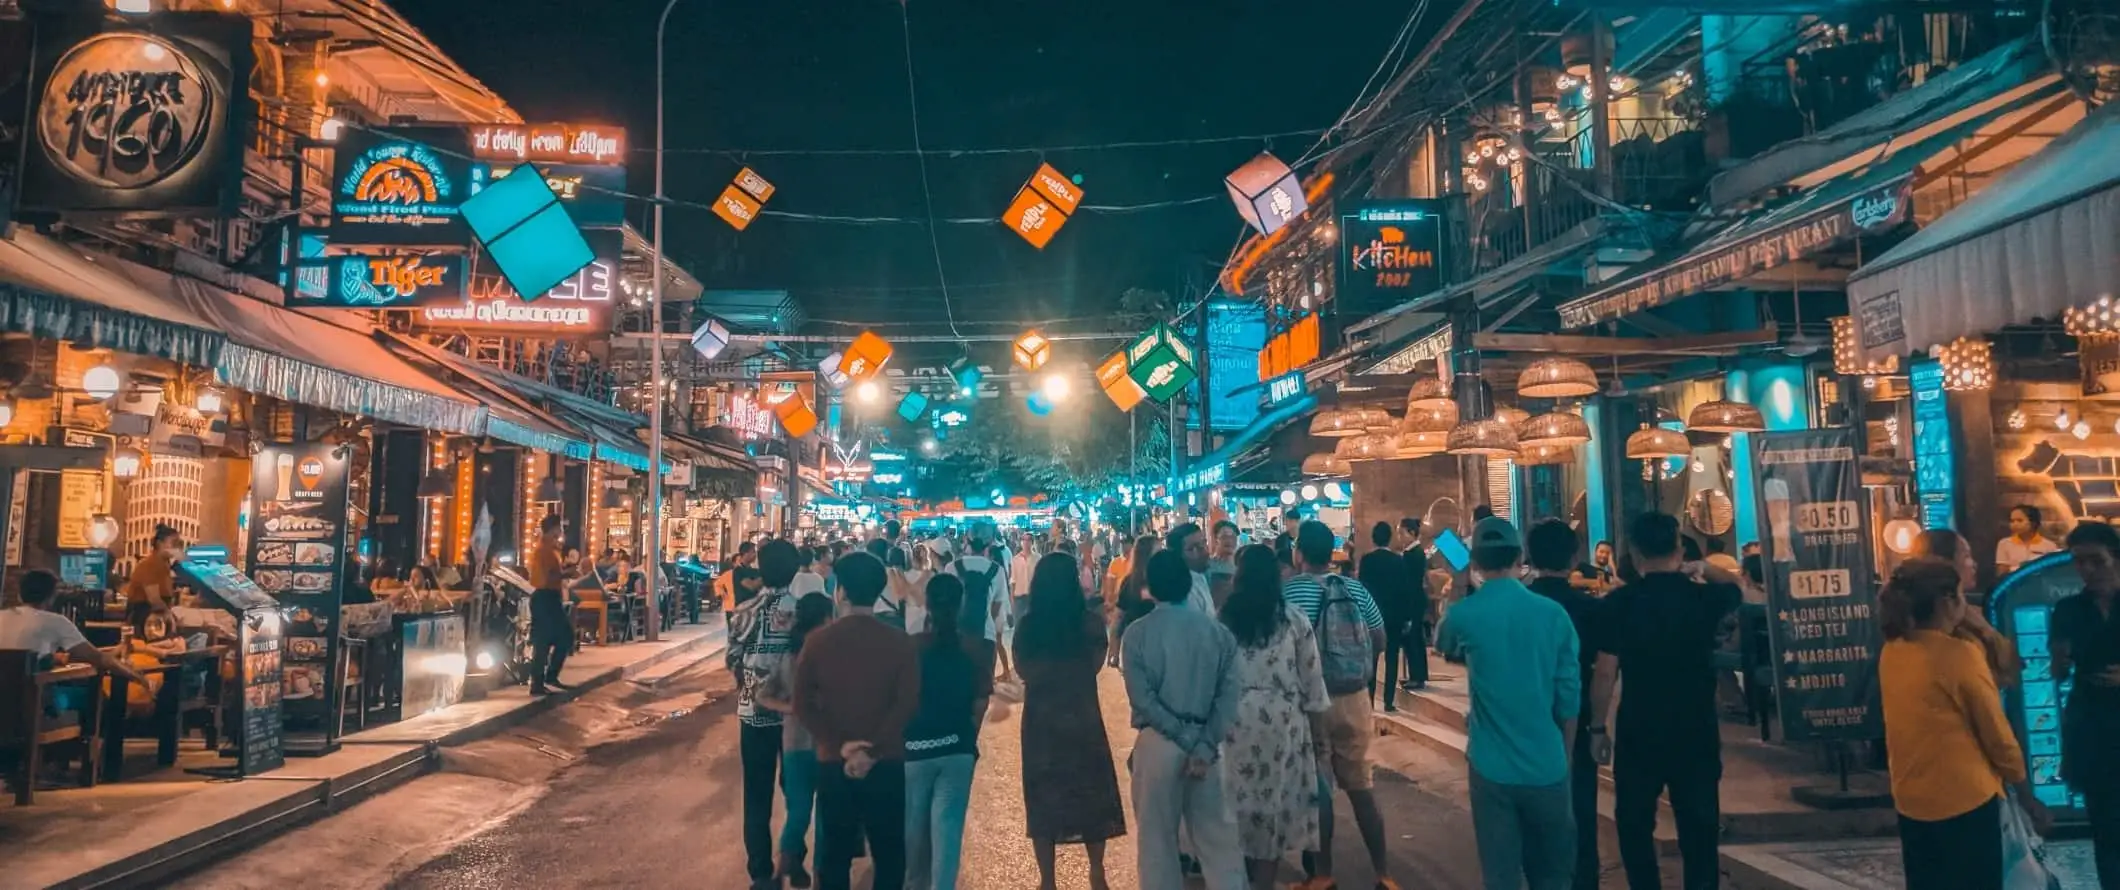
[644, 0, 687, 642]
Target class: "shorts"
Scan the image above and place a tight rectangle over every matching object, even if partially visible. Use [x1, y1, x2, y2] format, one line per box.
[1321, 691, 1374, 791]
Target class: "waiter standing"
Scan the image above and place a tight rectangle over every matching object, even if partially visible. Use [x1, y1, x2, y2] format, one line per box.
[528, 514, 573, 695]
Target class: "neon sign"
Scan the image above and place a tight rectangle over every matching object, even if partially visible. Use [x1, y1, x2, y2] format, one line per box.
[467, 123, 627, 165]
[329, 127, 472, 245]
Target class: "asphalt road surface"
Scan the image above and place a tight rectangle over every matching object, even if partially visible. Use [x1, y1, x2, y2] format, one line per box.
[383, 667, 1487, 889]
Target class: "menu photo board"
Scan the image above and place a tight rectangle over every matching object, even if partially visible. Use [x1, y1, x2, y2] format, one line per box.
[245, 443, 353, 752]
[1752, 427, 1885, 742]
[173, 558, 283, 774]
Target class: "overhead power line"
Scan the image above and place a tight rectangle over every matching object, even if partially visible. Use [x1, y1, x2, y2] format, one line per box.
[645, 127, 1332, 158]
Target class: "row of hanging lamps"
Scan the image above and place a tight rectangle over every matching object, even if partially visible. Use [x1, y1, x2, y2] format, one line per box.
[1397, 401, 1458, 457]
[1516, 357, 1600, 399]
[1625, 425, 1690, 459]
[1686, 399, 1767, 433]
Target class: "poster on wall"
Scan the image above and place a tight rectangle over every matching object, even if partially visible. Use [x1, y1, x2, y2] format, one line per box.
[245, 443, 352, 753]
[1751, 427, 1884, 742]
[16, 13, 256, 216]
[329, 126, 474, 246]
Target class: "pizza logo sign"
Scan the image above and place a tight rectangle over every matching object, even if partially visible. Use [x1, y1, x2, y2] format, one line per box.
[335, 140, 460, 229]
[38, 33, 216, 190]
[355, 158, 439, 205]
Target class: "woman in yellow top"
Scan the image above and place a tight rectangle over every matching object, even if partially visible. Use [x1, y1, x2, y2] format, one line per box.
[1878, 557, 2045, 889]
[1913, 529, 2023, 687]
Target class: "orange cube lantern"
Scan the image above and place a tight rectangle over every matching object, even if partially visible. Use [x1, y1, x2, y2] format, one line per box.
[837, 330, 893, 382]
[1012, 329, 1052, 372]
[1096, 350, 1146, 412]
[773, 394, 818, 438]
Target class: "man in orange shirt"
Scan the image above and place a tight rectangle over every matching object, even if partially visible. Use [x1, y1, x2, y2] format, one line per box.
[528, 514, 572, 695]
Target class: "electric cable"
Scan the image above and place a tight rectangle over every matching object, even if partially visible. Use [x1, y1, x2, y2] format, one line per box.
[898, 1, 961, 338]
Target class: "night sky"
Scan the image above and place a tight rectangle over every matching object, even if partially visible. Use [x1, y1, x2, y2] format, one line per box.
[391, 0, 1426, 330]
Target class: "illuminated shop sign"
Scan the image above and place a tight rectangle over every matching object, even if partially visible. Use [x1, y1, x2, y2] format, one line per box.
[1266, 371, 1307, 408]
[329, 127, 473, 246]
[471, 163, 625, 229]
[294, 254, 467, 308]
[467, 123, 627, 165]
[1340, 201, 1449, 313]
[19, 16, 255, 216]
[414, 230, 618, 335]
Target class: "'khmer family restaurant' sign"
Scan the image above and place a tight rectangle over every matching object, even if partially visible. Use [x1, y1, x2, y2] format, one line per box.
[1558, 180, 1910, 329]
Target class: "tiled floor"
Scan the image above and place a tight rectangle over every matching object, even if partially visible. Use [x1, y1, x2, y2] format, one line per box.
[1729, 837, 2098, 889]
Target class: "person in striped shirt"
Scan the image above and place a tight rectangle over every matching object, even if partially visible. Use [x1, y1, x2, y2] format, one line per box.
[1285, 521, 1397, 890]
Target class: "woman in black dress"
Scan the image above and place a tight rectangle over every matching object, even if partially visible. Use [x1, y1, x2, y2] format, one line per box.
[1014, 552, 1125, 890]
[2056, 521, 2120, 887]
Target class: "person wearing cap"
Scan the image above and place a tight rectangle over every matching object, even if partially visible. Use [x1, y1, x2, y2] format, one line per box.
[1433, 515, 1581, 890]
[1282, 521, 1395, 890]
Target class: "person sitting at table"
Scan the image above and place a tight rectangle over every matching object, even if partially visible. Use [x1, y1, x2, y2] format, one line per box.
[370, 558, 406, 598]
[2, 569, 149, 698]
[124, 525, 183, 626]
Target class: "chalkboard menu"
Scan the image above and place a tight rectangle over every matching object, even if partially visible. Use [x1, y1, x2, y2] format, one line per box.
[246, 444, 353, 753]
[1752, 427, 1885, 742]
[239, 609, 286, 774]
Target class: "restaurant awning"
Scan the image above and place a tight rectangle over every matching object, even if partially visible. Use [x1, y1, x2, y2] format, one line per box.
[1705, 36, 2052, 208]
[383, 334, 595, 458]
[1176, 392, 1317, 494]
[1850, 98, 2120, 364]
[0, 231, 222, 368]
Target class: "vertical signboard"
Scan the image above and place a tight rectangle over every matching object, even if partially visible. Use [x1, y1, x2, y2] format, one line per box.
[1752, 427, 1883, 742]
[239, 605, 286, 774]
[246, 443, 351, 751]
[1909, 361, 1956, 529]
[1196, 301, 1266, 432]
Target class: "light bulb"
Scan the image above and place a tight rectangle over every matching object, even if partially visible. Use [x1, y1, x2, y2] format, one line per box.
[195, 388, 223, 414]
[1040, 374, 1071, 402]
[1301, 483, 1320, 501]
[81, 364, 122, 400]
[2075, 421, 2092, 440]
[0, 399, 14, 428]
[2057, 408, 2073, 430]
[317, 117, 344, 142]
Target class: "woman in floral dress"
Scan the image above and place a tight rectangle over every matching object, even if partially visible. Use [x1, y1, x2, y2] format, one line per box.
[1219, 544, 1331, 888]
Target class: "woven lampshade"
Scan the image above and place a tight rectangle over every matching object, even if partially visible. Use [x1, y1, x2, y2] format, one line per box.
[1300, 453, 1341, 476]
[1518, 412, 1592, 447]
[1397, 431, 1448, 457]
[1625, 426, 1691, 459]
[1309, 409, 1369, 437]
[1361, 407, 1401, 433]
[1396, 402, 1458, 457]
[1336, 431, 1401, 462]
[1405, 376, 1455, 411]
[1516, 357, 1600, 399]
[1686, 399, 1766, 433]
[1515, 442, 1576, 466]
[1446, 418, 1520, 457]
[1492, 406, 1531, 429]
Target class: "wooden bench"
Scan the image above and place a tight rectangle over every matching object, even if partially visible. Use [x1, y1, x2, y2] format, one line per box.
[1, 651, 105, 805]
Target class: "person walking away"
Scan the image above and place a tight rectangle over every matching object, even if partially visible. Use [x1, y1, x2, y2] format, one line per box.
[903, 574, 994, 890]
[731, 540, 805, 890]
[1111, 536, 1162, 665]
[527, 515, 574, 695]
[953, 529, 1010, 681]
[1879, 557, 2045, 890]
[756, 592, 838, 888]
[1435, 516, 1581, 890]
[2053, 521, 2120, 886]
[1123, 550, 1247, 890]
[1357, 522, 1418, 712]
[1282, 521, 1395, 889]
[794, 547, 830, 599]
[1397, 518, 1430, 690]
[1523, 519, 1605, 890]
[889, 544, 938, 635]
[1588, 513, 1740, 890]
[795, 552, 919, 890]
[1168, 523, 1217, 616]
[1016, 552, 1127, 890]
[1219, 545, 1331, 889]
[1208, 520, 1241, 610]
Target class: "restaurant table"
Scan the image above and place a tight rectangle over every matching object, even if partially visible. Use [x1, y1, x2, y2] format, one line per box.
[98, 646, 227, 780]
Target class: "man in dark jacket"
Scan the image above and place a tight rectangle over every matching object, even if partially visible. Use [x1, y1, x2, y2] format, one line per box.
[1400, 517, 1431, 689]
[1357, 521, 1422, 711]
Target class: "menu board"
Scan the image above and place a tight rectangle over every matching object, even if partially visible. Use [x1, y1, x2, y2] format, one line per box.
[246, 444, 353, 750]
[1752, 427, 1885, 742]
[239, 608, 286, 775]
[1992, 553, 2085, 816]
[54, 469, 102, 549]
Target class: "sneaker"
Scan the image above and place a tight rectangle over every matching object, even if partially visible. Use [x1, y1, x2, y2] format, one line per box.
[1383, 703, 1399, 713]
[785, 862, 811, 889]
[529, 685, 554, 696]
[1376, 879, 1403, 890]
[547, 679, 572, 691]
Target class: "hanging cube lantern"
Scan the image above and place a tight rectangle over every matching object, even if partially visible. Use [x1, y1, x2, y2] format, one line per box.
[1096, 351, 1147, 412]
[1124, 324, 1197, 402]
[1001, 162, 1084, 249]
[690, 317, 731, 360]
[1224, 152, 1308, 236]
[838, 330, 893, 382]
[1012, 329, 1053, 372]
[817, 351, 851, 389]
[1932, 336, 1994, 392]
[2065, 296, 2120, 399]
[773, 393, 818, 438]
[896, 390, 930, 423]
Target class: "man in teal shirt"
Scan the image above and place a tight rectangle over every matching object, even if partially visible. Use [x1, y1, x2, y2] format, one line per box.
[1435, 516, 1582, 890]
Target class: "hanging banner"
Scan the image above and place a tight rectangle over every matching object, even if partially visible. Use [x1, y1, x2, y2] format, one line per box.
[246, 443, 353, 751]
[1752, 427, 1884, 742]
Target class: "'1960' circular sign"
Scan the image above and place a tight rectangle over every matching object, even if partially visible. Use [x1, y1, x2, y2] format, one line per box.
[38, 33, 216, 191]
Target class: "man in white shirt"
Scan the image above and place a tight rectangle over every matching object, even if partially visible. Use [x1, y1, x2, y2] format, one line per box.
[0, 569, 146, 677]
[1166, 523, 1215, 617]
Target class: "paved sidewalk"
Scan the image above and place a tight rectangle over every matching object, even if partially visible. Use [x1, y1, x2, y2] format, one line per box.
[0, 619, 725, 890]
[1723, 837, 2099, 889]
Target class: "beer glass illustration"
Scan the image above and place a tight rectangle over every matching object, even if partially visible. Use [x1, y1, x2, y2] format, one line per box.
[1764, 476, 1795, 562]
[273, 453, 295, 501]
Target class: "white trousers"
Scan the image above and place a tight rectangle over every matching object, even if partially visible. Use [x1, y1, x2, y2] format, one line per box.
[1131, 727, 1246, 890]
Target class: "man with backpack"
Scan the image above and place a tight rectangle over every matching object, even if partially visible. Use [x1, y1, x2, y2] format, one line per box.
[1283, 521, 1397, 890]
[1435, 517, 1582, 890]
[948, 525, 1008, 672]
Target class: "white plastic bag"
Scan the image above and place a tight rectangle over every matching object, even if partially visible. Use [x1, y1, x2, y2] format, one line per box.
[2001, 790, 2062, 890]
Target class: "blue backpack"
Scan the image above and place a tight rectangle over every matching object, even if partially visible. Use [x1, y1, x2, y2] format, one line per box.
[956, 559, 999, 638]
[1312, 575, 1374, 696]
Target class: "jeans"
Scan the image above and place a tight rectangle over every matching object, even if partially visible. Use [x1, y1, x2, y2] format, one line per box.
[740, 723, 784, 883]
[782, 748, 819, 864]
[1131, 727, 1245, 890]
[1615, 745, 1721, 890]
[528, 588, 570, 688]
[1570, 726, 1601, 890]
[905, 754, 976, 890]
[818, 758, 906, 890]
[2085, 786, 2120, 889]
[1898, 796, 2001, 890]
[1375, 624, 1414, 708]
[1468, 768, 1576, 890]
